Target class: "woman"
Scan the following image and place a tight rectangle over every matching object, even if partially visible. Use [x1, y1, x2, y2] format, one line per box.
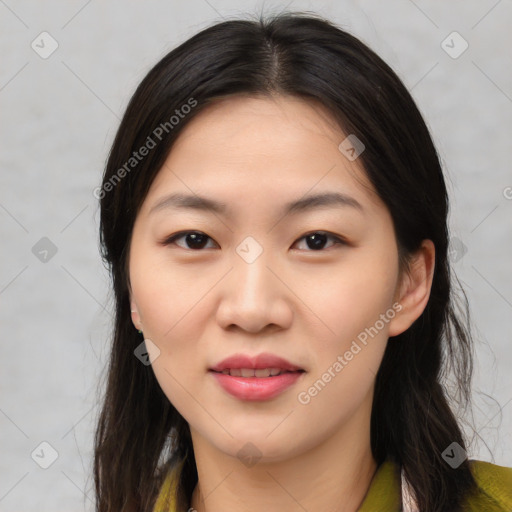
[94, 12, 512, 512]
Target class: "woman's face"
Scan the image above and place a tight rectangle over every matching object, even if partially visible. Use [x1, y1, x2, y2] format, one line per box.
[128, 95, 407, 462]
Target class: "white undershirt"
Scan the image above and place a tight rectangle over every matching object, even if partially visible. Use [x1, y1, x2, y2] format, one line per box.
[401, 469, 419, 512]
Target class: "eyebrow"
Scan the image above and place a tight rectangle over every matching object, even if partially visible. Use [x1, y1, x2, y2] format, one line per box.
[148, 191, 365, 218]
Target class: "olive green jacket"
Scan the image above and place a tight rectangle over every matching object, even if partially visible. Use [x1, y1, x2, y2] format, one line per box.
[153, 459, 512, 511]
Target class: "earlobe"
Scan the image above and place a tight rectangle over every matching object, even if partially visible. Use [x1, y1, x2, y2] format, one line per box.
[130, 297, 142, 331]
[388, 240, 435, 337]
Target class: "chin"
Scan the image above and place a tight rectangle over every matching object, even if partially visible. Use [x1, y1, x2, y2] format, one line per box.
[218, 430, 302, 465]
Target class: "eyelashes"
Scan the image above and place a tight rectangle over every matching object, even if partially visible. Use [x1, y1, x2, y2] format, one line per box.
[161, 230, 348, 252]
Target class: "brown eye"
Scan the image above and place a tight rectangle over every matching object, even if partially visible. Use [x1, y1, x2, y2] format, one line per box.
[294, 231, 346, 251]
[163, 231, 217, 250]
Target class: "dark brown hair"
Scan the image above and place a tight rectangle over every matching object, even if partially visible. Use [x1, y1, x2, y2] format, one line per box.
[95, 11, 478, 511]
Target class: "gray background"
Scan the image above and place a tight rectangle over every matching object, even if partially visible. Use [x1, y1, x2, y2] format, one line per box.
[1, 0, 511, 510]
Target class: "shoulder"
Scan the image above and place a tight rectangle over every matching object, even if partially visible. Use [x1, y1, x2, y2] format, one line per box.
[464, 459, 512, 511]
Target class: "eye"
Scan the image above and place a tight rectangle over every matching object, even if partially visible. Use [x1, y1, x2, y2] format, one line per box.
[293, 231, 346, 251]
[161, 231, 217, 250]
[161, 230, 346, 252]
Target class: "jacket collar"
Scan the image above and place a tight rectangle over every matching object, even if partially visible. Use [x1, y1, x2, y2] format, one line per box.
[357, 459, 402, 511]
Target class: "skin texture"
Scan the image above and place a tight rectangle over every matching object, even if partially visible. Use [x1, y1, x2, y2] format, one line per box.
[128, 95, 435, 512]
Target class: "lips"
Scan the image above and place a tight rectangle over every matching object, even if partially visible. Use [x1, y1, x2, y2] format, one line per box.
[209, 353, 305, 401]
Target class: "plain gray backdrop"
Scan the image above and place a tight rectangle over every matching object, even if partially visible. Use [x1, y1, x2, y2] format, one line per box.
[1, 1, 511, 510]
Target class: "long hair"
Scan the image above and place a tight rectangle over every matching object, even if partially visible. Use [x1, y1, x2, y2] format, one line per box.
[95, 12, 478, 511]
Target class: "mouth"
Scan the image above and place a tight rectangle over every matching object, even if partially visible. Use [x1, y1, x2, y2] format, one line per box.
[208, 353, 306, 401]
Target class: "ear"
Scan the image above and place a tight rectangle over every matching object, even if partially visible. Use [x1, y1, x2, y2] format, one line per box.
[388, 239, 435, 337]
[130, 295, 143, 331]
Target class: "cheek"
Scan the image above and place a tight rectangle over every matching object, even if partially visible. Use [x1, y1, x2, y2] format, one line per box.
[129, 253, 209, 398]
[137, 290, 210, 425]
[130, 248, 217, 339]
[295, 276, 394, 432]
[304, 253, 399, 347]
[133, 274, 209, 367]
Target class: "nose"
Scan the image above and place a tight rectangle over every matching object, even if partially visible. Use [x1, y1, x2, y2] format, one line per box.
[215, 248, 293, 334]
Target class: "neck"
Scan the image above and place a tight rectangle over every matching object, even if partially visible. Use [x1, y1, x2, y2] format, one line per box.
[189, 404, 377, 512]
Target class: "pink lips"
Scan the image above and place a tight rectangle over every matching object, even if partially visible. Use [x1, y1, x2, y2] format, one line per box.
[209, 353, 305, 401]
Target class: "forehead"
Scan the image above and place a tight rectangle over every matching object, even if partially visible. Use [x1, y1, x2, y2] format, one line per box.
[142, 94, 384, 216]
[172, 94, 346, 154]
